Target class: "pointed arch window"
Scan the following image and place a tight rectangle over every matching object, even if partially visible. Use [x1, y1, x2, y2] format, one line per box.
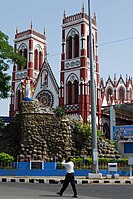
[107, 87, 113, 101]
[23, 48, 27, 69]
[18, 45, 27, 70]
[19, 49, 22, 56]
[66, 81, 72, 104]
[87, 35, 95, 60]
[73, 80, 79, 104]
[16, 89, 21, 111]
[74, 34, 79, 58]
[18, 50, 22, 70]
[118, 87, 125, 102]
[34, 49, 38, 70]
[66, 36, 72, 59]
[87, 35, 90, 58]
[130, 88, 132, 100]
[93, 38, 95, 61]
[39, 51, 43, 70]
[66, 30, 79, 59]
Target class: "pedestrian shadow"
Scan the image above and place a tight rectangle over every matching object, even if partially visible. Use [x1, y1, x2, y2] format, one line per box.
[39, 195, 57, 197]
[39, 194, 72, 198]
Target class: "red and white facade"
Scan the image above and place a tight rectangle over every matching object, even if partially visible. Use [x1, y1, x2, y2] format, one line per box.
[9, 24, 47, 116]
[59, 6, 101, 125]
[9, 5, 133, 134]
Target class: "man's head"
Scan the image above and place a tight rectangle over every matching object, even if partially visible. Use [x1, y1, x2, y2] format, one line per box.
[66, 157, 71, 162]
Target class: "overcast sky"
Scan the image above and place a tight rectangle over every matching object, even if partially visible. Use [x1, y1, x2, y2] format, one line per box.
[1, 0, 133, 116]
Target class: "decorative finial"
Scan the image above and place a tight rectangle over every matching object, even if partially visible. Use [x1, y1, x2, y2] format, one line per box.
[30, 21, 32, 30]
[94, 12, 96, 20]
[16, 25, 18, 34]
[64, 9, 67, 18]
[126, 74, 128, 81]
[82, 0, 85, 13]
[114, 73, 116, 80]
[44, 27, 46, 35]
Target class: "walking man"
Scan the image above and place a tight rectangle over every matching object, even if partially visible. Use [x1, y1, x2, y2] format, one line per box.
[56, 157, 78, 198]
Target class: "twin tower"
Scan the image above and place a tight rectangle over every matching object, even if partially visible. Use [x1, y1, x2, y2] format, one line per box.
[10, 5, 102, 127]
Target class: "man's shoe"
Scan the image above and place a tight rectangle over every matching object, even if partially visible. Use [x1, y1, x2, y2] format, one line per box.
[56, 192, 62, 196]
[72, 195, 78, 198]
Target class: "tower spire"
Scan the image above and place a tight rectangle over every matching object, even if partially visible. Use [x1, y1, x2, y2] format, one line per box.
[44, 27, 46, 35]
[63, 9, 67, 18]
[30, 21, 33, 30]
[82, 0, 85, 13]
[16, 25, 18, 34]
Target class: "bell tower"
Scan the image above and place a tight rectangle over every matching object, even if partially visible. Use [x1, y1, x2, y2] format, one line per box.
[9, 23, 47, 116]
[59, 4, 101, 124]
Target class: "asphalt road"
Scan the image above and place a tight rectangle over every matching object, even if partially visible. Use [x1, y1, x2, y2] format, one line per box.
[0, 182, 133, 199]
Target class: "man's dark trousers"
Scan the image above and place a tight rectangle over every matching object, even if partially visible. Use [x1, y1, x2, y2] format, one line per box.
[60, 173, 77, 196]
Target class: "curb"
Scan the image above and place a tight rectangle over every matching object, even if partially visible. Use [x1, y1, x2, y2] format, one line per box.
[0, 178, 133, 184]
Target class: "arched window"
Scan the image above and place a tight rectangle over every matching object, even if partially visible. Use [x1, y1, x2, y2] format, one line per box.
[34, 49, 38, 70]
[19, 49, 22, 56]
[16, 89, 21, 111]
[73, 80, 79, 104]
[66, 36, 72, 59]
[66, 81, 72, 104]
[118, 87, 125, 102]
[130, 89, 132, 100]
[87, 35, 90, 58]
[24, 48, 27, 69]
[103, 123, 110, 139]
[66, 30, 79, 59]
[18, 45, 27, 70]
[93, 38, 95, 61]
[39, 51, 43, 70]
[87, 35, 95, 60]
[107, 87, 113, 101]
[74, 34, 79, 58]
[18, 50, 22, 70]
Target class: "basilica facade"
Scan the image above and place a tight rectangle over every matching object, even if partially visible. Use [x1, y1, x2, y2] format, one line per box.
[9, 5, 133, 138]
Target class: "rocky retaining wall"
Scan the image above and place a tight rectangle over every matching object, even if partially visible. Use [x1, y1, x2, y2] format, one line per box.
[0, 100, 120, 161]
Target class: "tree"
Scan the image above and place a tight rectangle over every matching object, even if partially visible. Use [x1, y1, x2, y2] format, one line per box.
[0, 31, 26, 99]
[0, 117, 5, 129]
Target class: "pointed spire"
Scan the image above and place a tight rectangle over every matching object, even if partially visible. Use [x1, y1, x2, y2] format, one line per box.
[64, 10, 67, 18]
[30, 21, 33, 30]
[82, 0, 85, 13]
[94, 12, 96, 20]
[126, 74, 128, 82]
[44, 27, 46, 35]
[114, 73, 116, 81]
[16, 25, 18, 34]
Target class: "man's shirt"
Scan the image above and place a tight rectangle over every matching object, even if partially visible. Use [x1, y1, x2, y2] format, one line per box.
[61, 160, 74, 173]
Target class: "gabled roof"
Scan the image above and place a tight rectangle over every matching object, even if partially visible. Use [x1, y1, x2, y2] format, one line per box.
[34, 58, 59, 93]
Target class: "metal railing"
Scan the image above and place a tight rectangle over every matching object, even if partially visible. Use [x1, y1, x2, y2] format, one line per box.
[0, 160, 129, 171]
[0, 161, 17, 169]
[57, 162, 129, 171]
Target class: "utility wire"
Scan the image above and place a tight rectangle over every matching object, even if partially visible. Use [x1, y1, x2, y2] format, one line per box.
[99, 36, 133, 47]
[47, 36, 133, 57]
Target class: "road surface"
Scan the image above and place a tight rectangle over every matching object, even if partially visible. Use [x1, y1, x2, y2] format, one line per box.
[0, 182, 133, 199]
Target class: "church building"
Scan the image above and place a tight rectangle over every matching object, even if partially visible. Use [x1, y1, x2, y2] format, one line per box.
[9, 4, 133, 138]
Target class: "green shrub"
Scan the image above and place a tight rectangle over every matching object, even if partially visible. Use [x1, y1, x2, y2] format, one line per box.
[116, 158, 128, 164]
[75, 122, 103, 138]
[97, 130, 104, 137]
[98, 157, 114, 163]
[0, 152, 14, 162]
[55, 106, 65, 117]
